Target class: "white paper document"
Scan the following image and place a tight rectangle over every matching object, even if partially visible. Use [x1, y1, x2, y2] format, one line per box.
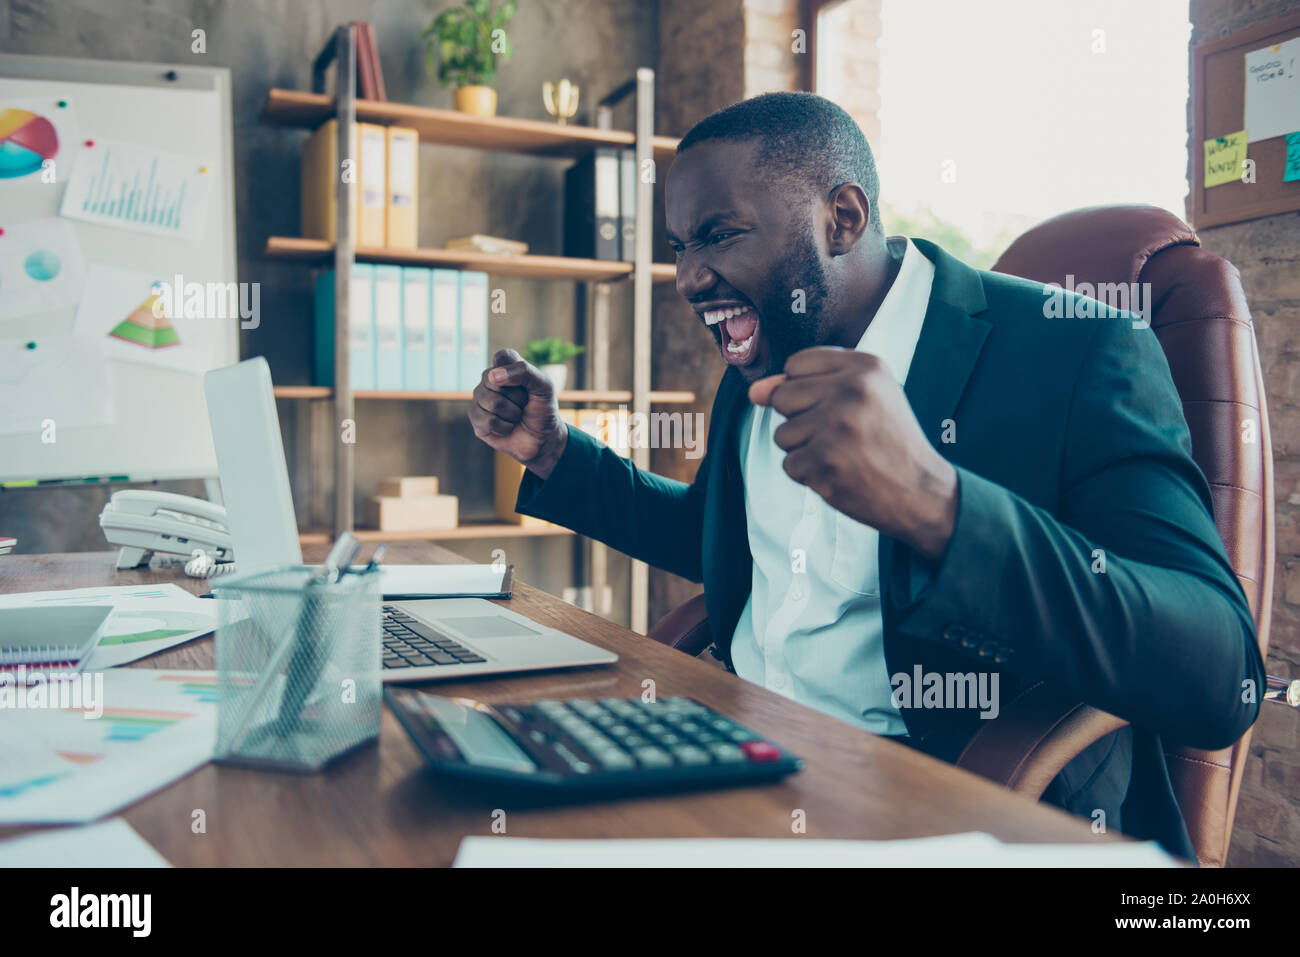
[73, 263, 232, 375]
[0, 817, 170, 867]
[0, 336, 112, 436]
[0, 217, 88, 325]
[1244, 37, 1300, 143]
[0, 668, 217, 825]
[374, 563, 513, 598]
[453, 834, 1183, 868]
[59, 137, 213, 242]
[0, 583, 219, 669]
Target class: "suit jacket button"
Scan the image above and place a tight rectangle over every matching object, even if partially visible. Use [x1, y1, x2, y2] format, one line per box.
[960, 632, 979, 649]
[977, 640, 997, 657]
[942, 625, 966, 642]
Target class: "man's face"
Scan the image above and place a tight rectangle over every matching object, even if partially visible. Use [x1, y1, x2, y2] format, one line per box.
[666, 140, 832, 382]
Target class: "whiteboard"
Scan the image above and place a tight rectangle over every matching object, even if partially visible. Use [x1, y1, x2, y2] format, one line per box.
[0, 54, 237, 481]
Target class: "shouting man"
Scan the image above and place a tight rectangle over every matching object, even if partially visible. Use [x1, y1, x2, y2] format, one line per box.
[468, 92, 1263, 857]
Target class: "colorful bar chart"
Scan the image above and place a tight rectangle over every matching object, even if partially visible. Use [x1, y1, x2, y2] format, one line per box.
[0, 669, 218, 824]
[59, 137, 213, 242]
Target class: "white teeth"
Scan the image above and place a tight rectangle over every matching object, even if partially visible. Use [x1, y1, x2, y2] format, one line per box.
[704, 305, 752, 326]
[726, 333, 755, 354]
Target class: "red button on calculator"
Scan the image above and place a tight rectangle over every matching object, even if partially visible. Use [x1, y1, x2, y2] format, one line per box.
[740, 740, 782, 763]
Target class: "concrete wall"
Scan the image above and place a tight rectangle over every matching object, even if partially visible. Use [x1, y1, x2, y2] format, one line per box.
[0, 0, 653, 610]
[1190, 0, 1300, 868]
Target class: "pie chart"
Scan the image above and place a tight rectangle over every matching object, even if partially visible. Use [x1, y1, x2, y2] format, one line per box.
[0, 108, 59, 179]
[24, 249, 61, 281]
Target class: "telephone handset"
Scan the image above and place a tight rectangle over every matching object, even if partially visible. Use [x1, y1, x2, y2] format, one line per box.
[99, 489, 236, 574]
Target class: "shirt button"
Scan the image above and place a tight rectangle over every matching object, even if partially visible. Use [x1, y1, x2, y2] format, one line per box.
[792, 586, 804, 600]
[773, 674, 786, 689]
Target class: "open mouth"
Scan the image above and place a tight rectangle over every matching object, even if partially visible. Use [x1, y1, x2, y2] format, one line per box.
[703, 304, 760, 366]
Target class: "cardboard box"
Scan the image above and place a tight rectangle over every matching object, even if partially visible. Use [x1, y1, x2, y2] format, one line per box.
[366, 494, 458, 531]
[494, 453, 552, 527]
[378, 476, 439, 498]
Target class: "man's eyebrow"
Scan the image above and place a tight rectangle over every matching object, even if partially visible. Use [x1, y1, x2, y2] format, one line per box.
[666, 210, 746, 244]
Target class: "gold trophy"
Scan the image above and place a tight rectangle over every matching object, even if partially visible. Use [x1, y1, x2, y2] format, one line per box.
[543, 79, 580, 125]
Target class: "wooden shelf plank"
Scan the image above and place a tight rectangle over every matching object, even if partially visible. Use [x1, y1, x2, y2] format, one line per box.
[298, 522, 572, 545]
[264, 236, 677, 283]
[262, 89, 680, 165]
[272, 385, 332, 399]
[272, 385, 697, 404]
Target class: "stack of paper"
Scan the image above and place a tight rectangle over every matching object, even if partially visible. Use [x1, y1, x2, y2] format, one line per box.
[453, 834, 1182, 868]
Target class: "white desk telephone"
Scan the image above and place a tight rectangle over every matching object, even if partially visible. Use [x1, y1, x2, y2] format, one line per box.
[99, 489, 235, 574]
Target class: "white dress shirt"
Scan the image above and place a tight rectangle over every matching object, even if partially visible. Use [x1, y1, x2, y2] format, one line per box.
[731, 237, 936, 735]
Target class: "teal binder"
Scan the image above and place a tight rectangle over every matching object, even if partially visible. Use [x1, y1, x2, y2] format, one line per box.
[373, 265, 403, 390]
[458, 271, 489, 390]
[431, 269, 460, 389]
[313, 263, 376, 389]
[401, 267, 432, 390]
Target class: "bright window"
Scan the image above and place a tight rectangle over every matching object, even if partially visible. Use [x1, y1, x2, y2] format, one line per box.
[816, 0, 1192, 267]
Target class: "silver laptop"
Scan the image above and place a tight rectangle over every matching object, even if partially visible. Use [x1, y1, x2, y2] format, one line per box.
[203, 358, 617, 683]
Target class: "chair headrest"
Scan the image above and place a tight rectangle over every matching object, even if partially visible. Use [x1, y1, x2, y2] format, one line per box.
[991, 204, 1200, 288]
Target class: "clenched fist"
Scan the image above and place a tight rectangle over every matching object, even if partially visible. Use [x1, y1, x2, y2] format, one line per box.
[468, 349, 569, 479]
[749, 346, 958, 563]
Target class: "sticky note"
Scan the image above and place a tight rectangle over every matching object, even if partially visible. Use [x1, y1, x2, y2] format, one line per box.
[1285, 132, 1300, 184]
[1204, 131, 1248, 188]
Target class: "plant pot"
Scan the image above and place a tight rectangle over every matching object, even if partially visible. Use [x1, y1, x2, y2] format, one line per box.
[541, 364, 568, 393]
[454, 85, 498, 117]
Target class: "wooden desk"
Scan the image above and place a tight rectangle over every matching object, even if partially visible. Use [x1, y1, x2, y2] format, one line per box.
[0, 546, 1113, 865]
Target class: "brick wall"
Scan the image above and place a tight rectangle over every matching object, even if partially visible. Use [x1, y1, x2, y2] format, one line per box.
[811, 0, 883, 146]
[744, 0, 802, 96]
[651, 0, 889, 627]
[1189, 0, 1300, 867]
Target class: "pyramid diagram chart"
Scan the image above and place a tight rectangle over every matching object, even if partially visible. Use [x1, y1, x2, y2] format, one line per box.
[108, 291, 181, 349]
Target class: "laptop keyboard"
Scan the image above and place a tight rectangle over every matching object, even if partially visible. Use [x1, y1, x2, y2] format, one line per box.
[382, 605, 488, 669]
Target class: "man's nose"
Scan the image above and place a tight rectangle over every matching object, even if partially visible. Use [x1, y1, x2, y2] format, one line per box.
[675, 252, 716, 302]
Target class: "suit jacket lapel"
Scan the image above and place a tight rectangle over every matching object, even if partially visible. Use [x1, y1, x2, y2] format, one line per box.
[878, 239, 994, 611]
[703, 367, 752, 667]
[705, 240, 994, 668]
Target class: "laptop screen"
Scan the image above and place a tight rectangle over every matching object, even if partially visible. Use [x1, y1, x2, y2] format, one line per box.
[203, 357, 304, 572]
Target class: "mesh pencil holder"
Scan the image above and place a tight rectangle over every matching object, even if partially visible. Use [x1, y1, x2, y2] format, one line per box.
[212, 566, 381, 772]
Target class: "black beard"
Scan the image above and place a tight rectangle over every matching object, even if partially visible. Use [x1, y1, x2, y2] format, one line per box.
[753, 220, 832, 379]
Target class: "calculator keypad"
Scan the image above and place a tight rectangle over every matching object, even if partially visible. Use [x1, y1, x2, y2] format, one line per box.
[511, 697, 777, 775]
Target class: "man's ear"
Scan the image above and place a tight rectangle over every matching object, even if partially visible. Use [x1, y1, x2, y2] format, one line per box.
[826, 183, 872, 256]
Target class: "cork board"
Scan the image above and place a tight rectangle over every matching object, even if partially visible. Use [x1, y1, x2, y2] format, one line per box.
[1191, 9, 1300, 228]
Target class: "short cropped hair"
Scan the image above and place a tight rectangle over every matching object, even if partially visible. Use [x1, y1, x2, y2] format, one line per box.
[677, 92, 881, 228]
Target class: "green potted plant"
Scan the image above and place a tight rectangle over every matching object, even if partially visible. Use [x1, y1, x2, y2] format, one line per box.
[420, 0, 517, 117]
[523, 337, 584, 392]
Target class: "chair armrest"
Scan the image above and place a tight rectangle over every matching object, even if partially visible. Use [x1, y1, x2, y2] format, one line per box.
[954, 681, 1129, 798]
[646, 593, 712, 657]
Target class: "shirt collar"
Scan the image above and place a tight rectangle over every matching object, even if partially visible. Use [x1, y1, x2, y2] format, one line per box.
[854, 236, 935, 384]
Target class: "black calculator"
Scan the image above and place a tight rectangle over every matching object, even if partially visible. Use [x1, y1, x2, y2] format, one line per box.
[385, 688, 802, 794]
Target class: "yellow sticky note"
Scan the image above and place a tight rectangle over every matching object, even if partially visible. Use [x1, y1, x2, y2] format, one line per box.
[1204, 131, 1248, 188]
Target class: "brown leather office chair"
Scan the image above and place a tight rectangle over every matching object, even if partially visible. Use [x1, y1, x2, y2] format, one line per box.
[647, 205, 1276, 866]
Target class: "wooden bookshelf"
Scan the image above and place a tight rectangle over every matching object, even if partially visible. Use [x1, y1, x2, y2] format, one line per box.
[298, 522, 574, 545]
[262, 88, 679, 165]
[273, 385, 696, 404]
[269, 33, 671, 631]
[264, 236, 676, 283]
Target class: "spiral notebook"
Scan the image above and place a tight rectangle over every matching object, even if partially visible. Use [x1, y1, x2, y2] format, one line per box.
[0, 605, 113, 671]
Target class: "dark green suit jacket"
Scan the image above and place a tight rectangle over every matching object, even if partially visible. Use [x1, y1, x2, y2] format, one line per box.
[517, 238, 1264, 857]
